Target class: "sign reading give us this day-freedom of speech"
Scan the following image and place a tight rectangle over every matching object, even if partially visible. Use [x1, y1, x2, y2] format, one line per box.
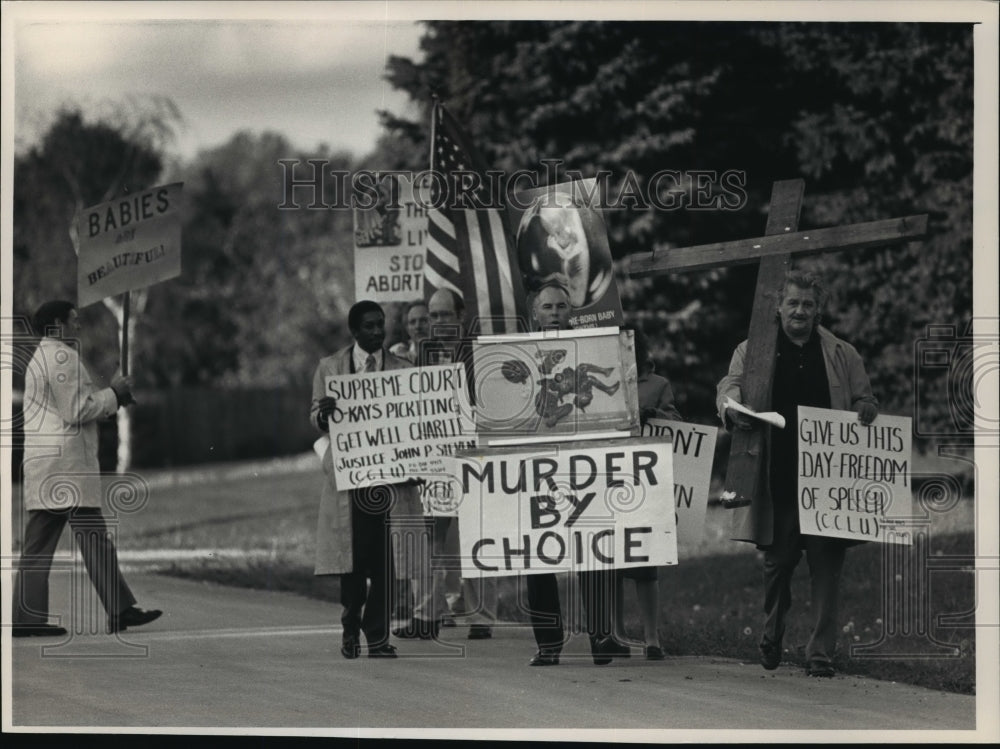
[448, 439, 677, 577]
[76, 183, 184, 308]
[797, 406, 914, 545]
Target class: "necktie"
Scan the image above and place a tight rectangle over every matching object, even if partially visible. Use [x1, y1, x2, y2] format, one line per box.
[364, 354, 376, 372]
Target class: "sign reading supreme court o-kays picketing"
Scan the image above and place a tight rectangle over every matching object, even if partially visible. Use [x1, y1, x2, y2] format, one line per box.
[324, 364, 476, 489]
[797, 406, 914, 545]
[447, 439, 677, 577]
[76, 183, 184, 308]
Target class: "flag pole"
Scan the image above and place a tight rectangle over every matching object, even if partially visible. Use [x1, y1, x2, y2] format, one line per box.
[428, 95, 439, 173]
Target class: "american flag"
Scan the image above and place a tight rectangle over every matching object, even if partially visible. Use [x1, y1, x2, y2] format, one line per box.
[424, 102, 528, 335]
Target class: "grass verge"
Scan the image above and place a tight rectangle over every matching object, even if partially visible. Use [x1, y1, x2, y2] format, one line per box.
[161, 528, 975, 695]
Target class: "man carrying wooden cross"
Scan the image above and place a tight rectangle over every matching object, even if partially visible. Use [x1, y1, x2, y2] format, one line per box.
[716, 270, 879, 678]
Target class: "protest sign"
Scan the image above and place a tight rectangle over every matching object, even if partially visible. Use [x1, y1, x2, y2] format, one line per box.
[353, 174, 427, 302]
[510, 179, 624, 329]
[797, 406, 913, 545]
[76, 183, 183, 308]
[449, 438, 676, 577]
[640, 419, 719, 550]
[324, 363, 475, 490]
[418, 474, 464, 516]
[472, 327, 639, 440]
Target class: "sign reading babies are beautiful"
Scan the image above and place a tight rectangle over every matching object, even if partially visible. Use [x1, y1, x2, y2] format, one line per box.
[448, 438, 677, 577]
[797, 406, 913, 545]
[77, 183, 184, 308]
[324, 364, 475, 490]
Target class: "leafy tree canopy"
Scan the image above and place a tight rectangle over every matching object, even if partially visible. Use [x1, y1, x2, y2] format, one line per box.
[380, 21, 973, 433]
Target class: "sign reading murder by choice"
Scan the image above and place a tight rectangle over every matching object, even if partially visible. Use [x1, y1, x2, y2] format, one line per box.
[797, 406, 913, 545]
[640, 419, 719, 550]
[324, 363, 475, 490]
[353, 174, 427, 302]
[450, 439, 677, 577]
[76, 183, 183, 308]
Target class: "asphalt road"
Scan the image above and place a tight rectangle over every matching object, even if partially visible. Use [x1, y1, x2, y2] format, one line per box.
[8, 570, 978, 738]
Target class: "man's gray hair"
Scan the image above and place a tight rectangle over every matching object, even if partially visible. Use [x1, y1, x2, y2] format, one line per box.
[778, 270, 828, 308]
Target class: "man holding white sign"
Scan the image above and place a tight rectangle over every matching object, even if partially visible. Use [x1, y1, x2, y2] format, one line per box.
[717, 270, 878, 678]
[311, 300, 416, 659]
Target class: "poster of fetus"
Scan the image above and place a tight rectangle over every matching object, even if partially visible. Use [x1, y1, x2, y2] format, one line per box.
[472, 327, 639, 440]
[511, 179, 625, 329]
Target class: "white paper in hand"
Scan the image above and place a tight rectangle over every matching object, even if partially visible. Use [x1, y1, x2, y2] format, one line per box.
[723, 397, 786, 429]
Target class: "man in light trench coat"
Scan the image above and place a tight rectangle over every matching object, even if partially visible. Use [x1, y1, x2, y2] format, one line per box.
[13, 300, 162, 636]
[717, 270, 878, 677]
[311, 299, 419, 659]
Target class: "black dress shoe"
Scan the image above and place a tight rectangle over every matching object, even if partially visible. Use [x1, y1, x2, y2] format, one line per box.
[807, 661, 835, 678]
[341, 635, 361, 659]
[603, 638, 631, 658]
[12, 623, 68, 638]
[529, 649, 560, 666]
[591, 636, 629, 665]
[645, 645, 666, 661]
[759, 639, 782, 670]
[467, 624, 492, 640]
[590, 636, 612, 665]
[368, 644, 398, 658]
[108, 606, 163, 633]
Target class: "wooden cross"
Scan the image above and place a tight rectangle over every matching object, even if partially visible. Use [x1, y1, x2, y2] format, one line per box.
[629, 179, 927, 507]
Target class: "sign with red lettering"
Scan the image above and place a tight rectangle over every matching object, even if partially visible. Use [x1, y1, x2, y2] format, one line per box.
[353, 174, 427, 302]
[449, 438, 677, 577]
[797, 406, 914, 545]
[76, 183, 183, 308]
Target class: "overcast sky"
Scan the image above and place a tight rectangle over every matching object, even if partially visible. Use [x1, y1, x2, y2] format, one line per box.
[11, 4, 424, 160]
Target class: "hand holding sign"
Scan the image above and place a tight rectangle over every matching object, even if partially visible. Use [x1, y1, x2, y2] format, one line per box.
[857, 400, 878, 426]
[110, 372, 135, 408]
[316, 396, 337, 432]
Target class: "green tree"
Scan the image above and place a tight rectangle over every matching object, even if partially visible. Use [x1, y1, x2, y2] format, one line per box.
[141, 131, 357, 388]
[13, 99, 181, 469]
[380, 21, 973, 434]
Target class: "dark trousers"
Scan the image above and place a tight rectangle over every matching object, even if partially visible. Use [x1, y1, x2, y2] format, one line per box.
[13, 507, 136, 625]
[524, 569, 616, 653]
[578, 569, 616, 648]
[340, 502, 394, 648]
[762, 506, 847, 665]
[525, 573, 565, 652]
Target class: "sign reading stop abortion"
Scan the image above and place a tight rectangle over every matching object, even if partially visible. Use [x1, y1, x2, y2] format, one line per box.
[797, 406, 913, 545]
[449, 438, 677, 577]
